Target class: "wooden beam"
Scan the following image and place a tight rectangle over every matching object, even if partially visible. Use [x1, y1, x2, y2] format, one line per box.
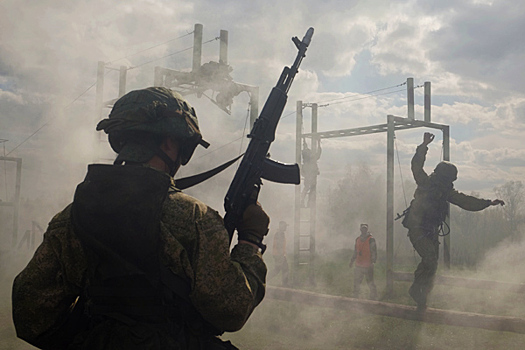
[394, 272, 525, 293]
[266, 286, 525, 334]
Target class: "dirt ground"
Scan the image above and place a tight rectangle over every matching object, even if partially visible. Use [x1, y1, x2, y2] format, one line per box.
[4, 248, 525, 350]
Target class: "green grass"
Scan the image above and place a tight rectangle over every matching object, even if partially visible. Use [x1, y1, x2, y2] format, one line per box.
[224, 298, 525, 350]
[3, 248, 525, 349]
[225, 250, 525, 349]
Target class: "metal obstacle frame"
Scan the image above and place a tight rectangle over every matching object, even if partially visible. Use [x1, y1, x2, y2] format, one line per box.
[299, 108, 450, 295]
[0, 156, 22, 247]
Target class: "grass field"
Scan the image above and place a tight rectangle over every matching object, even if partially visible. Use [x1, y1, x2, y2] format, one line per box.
[223, 250, 525, 349]
[3, 248, 525, 349]
[224, 298, 525, 350]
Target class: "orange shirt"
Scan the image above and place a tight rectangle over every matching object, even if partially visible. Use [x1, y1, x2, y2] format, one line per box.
[355, 235, 373, 267]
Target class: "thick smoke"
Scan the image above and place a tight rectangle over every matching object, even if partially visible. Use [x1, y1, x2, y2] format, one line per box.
[2, 1, 525, 349]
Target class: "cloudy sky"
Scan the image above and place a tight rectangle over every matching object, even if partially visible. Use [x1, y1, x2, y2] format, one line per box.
[1, 0, 524, 216]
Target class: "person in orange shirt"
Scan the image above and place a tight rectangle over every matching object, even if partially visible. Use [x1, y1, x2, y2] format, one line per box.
[270, 221, 289, 286]
[349, 223, 377, 299]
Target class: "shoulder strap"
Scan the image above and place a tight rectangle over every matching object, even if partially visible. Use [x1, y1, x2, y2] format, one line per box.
[175, 154, 243, 190]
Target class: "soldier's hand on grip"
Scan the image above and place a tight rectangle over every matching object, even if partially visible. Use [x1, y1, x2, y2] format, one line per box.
[236, 202, 270, 251]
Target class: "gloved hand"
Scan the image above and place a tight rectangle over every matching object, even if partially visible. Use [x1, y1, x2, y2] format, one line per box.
[422, 132, 435, 146]
[236, 202, 270, 251]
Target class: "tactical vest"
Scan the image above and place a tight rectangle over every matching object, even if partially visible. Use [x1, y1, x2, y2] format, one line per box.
[405, 175, 452, 230]
[355, 235, 373, 268]
[70, 164, 221, 347]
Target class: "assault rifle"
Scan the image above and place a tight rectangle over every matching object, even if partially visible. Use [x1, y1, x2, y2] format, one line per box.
[224, 27, 314, 247]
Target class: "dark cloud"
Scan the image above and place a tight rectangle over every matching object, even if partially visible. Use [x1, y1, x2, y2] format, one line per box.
[1, 0, 524, 202]
[426, 2, 525, 96]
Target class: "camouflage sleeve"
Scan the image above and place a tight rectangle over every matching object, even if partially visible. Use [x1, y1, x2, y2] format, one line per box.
[161, 193, 266, 332]
[448, 189, 492, 211]
[191, 207, 266, 332]
[11, 206, 86, 345]
[411, 144, 429, 185]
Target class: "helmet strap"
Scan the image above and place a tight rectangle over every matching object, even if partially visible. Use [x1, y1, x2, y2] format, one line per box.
[156, 149, 180, 177]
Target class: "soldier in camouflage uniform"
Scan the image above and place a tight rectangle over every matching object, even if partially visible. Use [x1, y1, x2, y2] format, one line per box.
[405, 132, 504, 310]
[12, 87, 269, 349]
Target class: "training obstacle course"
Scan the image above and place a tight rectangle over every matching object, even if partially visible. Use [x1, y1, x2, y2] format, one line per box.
[294, 78, 451, 295]
[288, 79, 525, 332]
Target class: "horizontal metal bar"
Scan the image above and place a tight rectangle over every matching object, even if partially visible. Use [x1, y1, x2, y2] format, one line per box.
[0, 156, 22, 163]
[302, 117, 448, 140]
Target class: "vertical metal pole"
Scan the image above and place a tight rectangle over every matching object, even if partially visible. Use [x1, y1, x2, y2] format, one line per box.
[153, 66, 163, 87]
[219, 30, 228, 65]
[407, 78, 415, 120]
[12, 158, 21, 247]
[95, 61, 105, 163]
[96, 61, 105, 112]
[249, 87, 259, 128]
[294, 100, 303, 284]
[192, 23, 203, 73]
[118, 66, 127, 97]
[424, 82, 431, 122]
[442, 125, 451, 269]
[309, 103, 318, 284]
[386, 115, 395, 295]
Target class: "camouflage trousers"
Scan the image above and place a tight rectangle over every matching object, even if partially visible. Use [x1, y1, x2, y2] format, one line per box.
[408, 228, 439, 305]
[353, 266, 377, 299]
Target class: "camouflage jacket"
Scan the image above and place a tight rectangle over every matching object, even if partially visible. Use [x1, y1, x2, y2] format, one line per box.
[406, 144, 491, 230]
[12, 165, 266, 349]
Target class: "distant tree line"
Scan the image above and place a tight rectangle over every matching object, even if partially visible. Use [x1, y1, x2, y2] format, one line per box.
[321, 161, 524, 269]
[451, 180, 524, 267]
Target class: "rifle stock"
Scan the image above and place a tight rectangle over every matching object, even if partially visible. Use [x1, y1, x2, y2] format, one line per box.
[223, 27, 314, 243]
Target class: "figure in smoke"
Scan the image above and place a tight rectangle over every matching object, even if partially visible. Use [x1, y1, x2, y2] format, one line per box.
[270, 220, 289, 286]
[301, 138, 322, 207]
[349, 223, 377, 299]
[12, 87, 269, 349]
[404, 132, 504, 311]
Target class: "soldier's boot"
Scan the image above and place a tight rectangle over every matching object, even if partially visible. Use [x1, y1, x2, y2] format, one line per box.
[369, 285, 378, 300]
[409, 283, 427, 311]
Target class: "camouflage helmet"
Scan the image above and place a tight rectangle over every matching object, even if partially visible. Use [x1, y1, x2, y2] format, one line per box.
[96, 87, 209, 166]
[433, 161, 458, 182]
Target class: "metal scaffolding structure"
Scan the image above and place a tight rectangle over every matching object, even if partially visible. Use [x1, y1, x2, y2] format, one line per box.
[0, 155, 22, 247]
[95, 23, 259, 163]
[294, 102, 319, 285]
[152, 23, 259, 126]
[295, 78, 451, 295]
